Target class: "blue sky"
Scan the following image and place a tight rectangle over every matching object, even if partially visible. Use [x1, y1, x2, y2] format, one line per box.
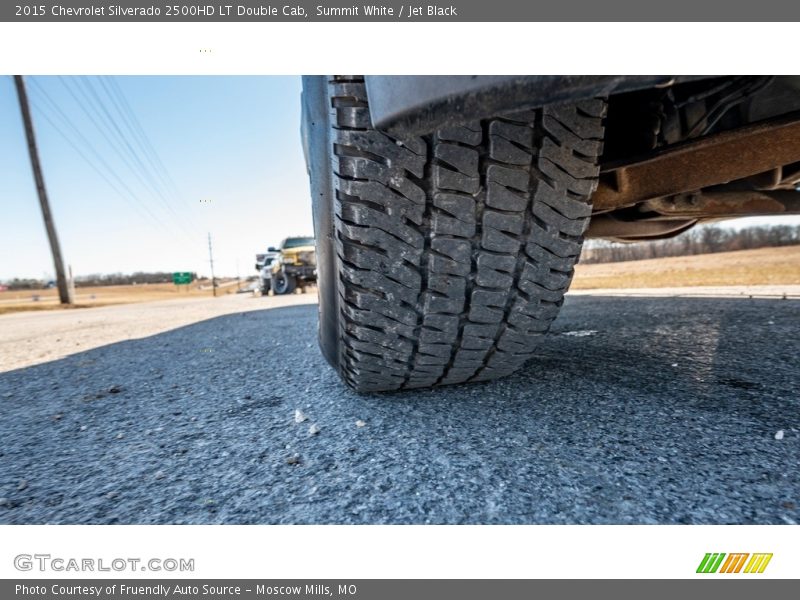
[0, 75, 311, 280]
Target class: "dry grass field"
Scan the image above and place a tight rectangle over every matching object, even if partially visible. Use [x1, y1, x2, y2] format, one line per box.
[0, 279, 245, 315]
[1, 246, 797, 314]
[572, 245, 800, 289]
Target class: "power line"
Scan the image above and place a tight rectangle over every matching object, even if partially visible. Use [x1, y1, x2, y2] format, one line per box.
[102, 77, 181, 199]
[83, 78, 174, 199]
[99, 76, 205, 232]
[29, 95, 175, 239]
[77, 78, 187, 223]
[28, 79, 172, 233]
[28, 77, 202, 256]
[82, 76, 205, 238]
[56, 76, 202, 245]
[59, 77, 165, 202]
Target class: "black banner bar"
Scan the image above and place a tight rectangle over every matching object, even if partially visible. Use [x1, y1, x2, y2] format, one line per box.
[3, 580, 798, 600]
[4, 1, 800, 22]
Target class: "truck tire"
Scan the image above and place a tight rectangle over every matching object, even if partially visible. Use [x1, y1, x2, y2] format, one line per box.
[271, 272, 296, 295]
[304, 76, 606, 392]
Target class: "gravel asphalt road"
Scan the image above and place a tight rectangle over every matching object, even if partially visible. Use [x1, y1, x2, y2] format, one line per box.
[1, 292, 798, 524]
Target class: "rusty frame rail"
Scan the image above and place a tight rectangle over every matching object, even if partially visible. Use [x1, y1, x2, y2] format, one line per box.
[593, 112, 800, 211]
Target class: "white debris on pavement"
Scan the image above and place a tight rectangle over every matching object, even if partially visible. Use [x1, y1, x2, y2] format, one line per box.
[562, 330, 597, 337]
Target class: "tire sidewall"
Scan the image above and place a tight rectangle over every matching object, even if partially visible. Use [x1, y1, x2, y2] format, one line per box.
[302, 76, 341, 369]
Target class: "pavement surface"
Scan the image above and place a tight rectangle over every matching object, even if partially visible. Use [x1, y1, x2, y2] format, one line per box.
[0, 292, 317, 373]
[0, 292, 798, 524]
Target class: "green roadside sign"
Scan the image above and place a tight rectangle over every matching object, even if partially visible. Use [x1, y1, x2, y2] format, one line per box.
[173, 272, 193, 285]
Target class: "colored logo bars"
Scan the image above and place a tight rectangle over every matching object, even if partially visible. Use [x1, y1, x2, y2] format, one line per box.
[696, 553, 773, 574]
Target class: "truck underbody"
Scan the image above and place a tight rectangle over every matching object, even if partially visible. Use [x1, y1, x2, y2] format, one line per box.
[358, 75, 800, 242]
[301, 75, 800, 391]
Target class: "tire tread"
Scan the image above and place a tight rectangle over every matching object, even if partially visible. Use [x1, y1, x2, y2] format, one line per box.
[329, 76, 606, 392]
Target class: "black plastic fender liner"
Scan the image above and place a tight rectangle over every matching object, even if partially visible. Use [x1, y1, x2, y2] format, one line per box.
[365, 75, 711, 139]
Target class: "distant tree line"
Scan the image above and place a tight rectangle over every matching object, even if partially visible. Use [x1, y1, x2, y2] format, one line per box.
[73, 272, 200, 287]
[4, 224, 798, 287]
[1, 278, 43, 290]
[1, 272, 203, 290]
[582, 224, 800, 264]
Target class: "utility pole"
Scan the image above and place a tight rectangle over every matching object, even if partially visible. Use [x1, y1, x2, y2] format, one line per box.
[207, 232, 216, 297]
[14, 75, 73, 305]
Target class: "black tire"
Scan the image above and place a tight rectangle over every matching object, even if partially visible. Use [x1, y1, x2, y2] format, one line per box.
[271, 272, 296, 295]
[305, 76, 606, 392]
